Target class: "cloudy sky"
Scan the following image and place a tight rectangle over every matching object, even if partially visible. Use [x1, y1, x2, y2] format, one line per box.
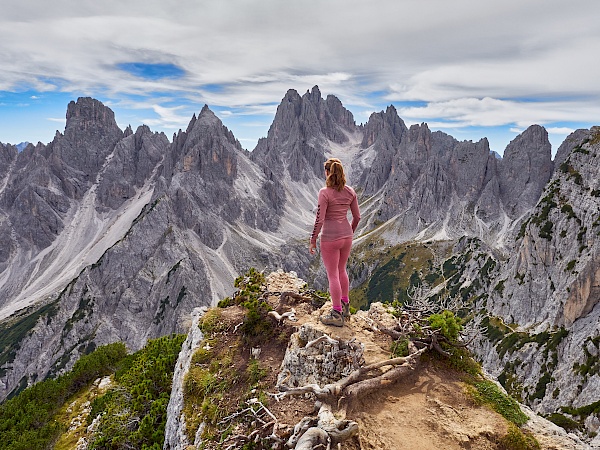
[1, 0, 599, 155]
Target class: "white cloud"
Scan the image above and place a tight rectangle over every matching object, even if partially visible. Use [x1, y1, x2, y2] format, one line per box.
[397, 97, 600, 129]
[547, 127, 575, 135]
[140, 104, 192, 128]
[0, 0, 599, 145]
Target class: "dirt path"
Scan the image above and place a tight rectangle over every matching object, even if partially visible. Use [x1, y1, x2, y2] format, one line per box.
[352, 363, 506, 449]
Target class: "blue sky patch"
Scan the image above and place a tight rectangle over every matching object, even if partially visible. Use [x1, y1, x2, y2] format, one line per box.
[117, 63, 185, 80]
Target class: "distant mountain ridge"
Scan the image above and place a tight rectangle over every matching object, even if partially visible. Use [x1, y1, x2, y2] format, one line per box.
[0, 89, 598, 444]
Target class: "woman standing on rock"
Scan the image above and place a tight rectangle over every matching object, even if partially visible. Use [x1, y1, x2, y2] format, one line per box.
[309, 157, 361, 327]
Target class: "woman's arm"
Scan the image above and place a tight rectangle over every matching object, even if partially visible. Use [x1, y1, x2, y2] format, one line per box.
[350, 193, 360, 233]
[310, 189, 328, 252]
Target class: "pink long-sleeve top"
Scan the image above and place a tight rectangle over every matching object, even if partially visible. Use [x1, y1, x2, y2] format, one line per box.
[311, 185, 360, 245]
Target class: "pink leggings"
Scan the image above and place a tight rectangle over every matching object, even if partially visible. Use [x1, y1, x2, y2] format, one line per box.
[320, 237, 353, 310]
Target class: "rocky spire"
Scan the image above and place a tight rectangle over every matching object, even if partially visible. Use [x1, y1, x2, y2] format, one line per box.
[65, 97, 121, 137]
[499, 125, 553, 217]
[167, 104, 241, 184]
[359, 106, 407, 194]
[252, 86, 358, 183]
[361, 105, 406, 149]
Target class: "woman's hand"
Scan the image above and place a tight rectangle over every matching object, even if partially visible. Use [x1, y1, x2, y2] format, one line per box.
[309, 242, 317, 254]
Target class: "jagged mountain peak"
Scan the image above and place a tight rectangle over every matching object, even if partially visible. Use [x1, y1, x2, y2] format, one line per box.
[199, 103, 214, 117]
[164, 104, 241, 186]
[303, 84, 322, 101]
[251, 85, 357, 182]
[361, 105, 407, 148]
[325, 94, 355, 131]
[282, 88, 302, 103]
[504, 124, 550, 158]
[65, 97, 120, 134]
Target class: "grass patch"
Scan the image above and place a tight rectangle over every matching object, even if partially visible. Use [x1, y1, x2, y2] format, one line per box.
[471, 380, 528, 426]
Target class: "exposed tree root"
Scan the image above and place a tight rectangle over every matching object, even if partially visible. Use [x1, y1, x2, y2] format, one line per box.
[268, 336, 427, 448]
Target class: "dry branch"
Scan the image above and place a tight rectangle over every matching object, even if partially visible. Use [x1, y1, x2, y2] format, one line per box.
[305, 334, 339, 349]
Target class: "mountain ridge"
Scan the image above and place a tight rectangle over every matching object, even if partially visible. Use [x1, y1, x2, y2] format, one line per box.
[0, 88, 599, 444]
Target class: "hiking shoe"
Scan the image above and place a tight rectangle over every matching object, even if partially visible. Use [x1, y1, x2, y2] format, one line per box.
[342, 302, 351, 319]
[320, 309, 344, 327]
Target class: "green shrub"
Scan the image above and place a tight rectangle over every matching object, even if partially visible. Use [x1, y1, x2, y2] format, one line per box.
[88, 335, 185, 450]
[565, 260, 577, 272]
[391, 338, 410, 357]
[428, 310, 462, 342]
[246, 359, 268, 385]
[0, 342, 128, 450]
[219, 269, 274, 345]
[445, 347, 482, 376]
[494, 280, 506, 296]
[546, 413, 580, 431]
[498, 424, 540, 450]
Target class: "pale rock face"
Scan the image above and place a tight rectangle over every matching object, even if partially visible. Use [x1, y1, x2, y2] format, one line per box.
[0, 143, 17, 185]
[470, 129, 600, 428]
[358, 106, 407, 194]
[251, 86, 355, 185]
[96, 125, 168, 210]
[277, 324, 364, 388]
[554, 129, 591, 167]
[163, 307, 206, 450]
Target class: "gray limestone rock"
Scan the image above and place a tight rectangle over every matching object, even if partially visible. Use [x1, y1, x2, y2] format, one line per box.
[499, 125, 553, 217]
[251, 86, 356, 184]
[554, 129, 591, 167]
[469, 127, 600, 425]
[358, 106, 407, 195]
[96, 125, 169, 210]
[0, 143, 17, 182]
[0, 99, 311, 400]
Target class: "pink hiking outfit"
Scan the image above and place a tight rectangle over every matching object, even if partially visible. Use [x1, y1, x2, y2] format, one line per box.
[310, 185, 361, 316]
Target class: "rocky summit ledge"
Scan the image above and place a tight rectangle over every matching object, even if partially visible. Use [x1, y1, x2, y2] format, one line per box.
[163, 269, 590, 450]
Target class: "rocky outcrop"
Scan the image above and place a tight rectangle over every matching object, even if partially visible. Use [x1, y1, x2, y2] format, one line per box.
[554, 129, 591, 167]
[469, 128, 600, 431]
[163, 307, 206, 450]
[358, 106, 407, 195]
[490, 128, 600, 327]
[96, 125, 168, 210]
[0, 143, 17, 185]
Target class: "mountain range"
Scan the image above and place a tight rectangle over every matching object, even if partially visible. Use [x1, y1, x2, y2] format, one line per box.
[0, 86, 598, 442]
